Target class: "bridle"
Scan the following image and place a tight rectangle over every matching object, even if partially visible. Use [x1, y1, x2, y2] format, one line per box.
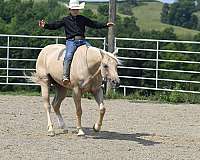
[81, 48, 117, 88]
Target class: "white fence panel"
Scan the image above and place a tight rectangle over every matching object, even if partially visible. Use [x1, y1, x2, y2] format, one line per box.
[1, 34, 200, 96]
[115, 37, 200, 95]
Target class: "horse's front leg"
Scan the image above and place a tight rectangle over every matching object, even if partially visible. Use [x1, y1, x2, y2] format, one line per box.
[73, 87, 85, 136]
[93, 87, 105, 132]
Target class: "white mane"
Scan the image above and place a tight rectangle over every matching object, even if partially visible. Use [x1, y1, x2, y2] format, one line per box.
[99, 49, 120, 64]
[88, 46, 121, 64]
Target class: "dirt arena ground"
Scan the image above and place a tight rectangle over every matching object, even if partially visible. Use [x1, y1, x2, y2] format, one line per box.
[1, 95, 200, 160]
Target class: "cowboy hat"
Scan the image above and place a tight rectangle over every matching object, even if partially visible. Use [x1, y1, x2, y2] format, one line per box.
[65, 0, 85, 10]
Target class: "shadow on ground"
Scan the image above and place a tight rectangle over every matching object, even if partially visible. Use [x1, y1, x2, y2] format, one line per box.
[84, 127, 161, 146]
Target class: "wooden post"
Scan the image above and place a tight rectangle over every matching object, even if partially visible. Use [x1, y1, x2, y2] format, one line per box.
[106, 0, 116, 94]
[108, 0, 116, 53]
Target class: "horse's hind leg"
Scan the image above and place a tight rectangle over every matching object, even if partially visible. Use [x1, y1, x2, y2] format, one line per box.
[40, 79, 55, 136]
[92, 88, 105, 132]
[73, 87, 85, 136]
[52, 84, 67, 131]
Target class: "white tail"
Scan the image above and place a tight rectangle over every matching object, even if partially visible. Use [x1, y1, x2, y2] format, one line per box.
[23, 72, 45, 84]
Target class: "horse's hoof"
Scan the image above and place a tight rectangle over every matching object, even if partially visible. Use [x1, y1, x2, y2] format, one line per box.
[47, 130, 55, 137]
[62, 128, 68, 133]
[59, 125, 68, 133]
[93, 124, 100, 132]
[77, 128, 85, 136]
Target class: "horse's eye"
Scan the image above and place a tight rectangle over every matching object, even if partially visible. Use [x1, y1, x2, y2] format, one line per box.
[103, 64, 108, 68]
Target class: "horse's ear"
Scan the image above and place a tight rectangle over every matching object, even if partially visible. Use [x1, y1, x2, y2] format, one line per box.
[113, 48, 118, 56]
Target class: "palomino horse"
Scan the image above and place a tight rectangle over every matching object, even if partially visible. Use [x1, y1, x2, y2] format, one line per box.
[31, 44, 120, 136]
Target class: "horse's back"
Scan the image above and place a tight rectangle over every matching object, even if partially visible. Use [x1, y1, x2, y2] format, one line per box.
[36, 44, 65, 79]
[36, 44, 65, 68]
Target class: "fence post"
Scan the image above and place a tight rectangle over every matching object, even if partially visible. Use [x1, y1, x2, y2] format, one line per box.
[108, 0, 116, 53]
[6, 36, 10, 84]
[114, 37, 117, 49]
[156, 40, 159, 90]
[113, 38, 117, 94]
[103, 37, 106, 50]
[124, 87, 126, 97]
[55, 37, 59, 44]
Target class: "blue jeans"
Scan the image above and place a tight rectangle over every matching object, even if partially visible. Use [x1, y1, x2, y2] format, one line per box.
[64, 39, 91, 63]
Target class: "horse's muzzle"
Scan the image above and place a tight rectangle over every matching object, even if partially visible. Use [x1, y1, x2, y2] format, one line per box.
[111, 79, 120, 88]
[102, 77, 120, 88]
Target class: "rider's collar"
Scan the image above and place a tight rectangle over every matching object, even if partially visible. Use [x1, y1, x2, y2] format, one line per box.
[69, 13, 79, 18]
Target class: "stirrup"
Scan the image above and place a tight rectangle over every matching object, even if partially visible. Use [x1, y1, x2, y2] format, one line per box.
[63, 77, 70, 85]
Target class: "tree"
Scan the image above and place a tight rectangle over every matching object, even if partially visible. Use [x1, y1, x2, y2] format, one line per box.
[196, 0, 200, 10]
[97, 4, 109, 16]
[161, 27, 176, 40]
[161, 3, 169, 23]
[161, 0, 198, 29]
[128, 0, 138, 6]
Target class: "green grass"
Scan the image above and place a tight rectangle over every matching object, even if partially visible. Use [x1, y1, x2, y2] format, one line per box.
[2, 90, 200, 104]
[0, 91, 41, 96]
[85, 3, 101, 13]
[132, 2, 200, 39]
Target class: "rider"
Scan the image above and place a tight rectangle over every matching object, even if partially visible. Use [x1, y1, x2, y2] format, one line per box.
[39, 0, 114, 84]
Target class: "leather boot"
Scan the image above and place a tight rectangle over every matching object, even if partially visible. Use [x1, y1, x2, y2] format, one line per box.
[63, 60, 71, 84]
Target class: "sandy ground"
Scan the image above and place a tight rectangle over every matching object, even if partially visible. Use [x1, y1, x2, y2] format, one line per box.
[0, 95, 200, 160]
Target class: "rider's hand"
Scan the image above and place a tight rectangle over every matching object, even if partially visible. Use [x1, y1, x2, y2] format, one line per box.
[107, 22, 115, 27]
[39, 20, 46, 28]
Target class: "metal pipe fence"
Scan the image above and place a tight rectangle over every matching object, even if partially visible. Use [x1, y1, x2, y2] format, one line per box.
[116, 37, 200, 96]
[1, 34, 200, 96]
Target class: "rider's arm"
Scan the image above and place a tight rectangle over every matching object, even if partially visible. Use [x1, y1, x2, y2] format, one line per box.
[82, 16, 108, 29]
[44, 18, 65, 30]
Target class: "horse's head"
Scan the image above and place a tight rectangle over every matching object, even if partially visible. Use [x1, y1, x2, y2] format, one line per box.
[100, 49, 120, 88]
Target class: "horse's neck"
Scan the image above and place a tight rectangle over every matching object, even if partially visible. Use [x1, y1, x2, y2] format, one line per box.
[73, 47, 103, 88]
[86, 47, 103, 67]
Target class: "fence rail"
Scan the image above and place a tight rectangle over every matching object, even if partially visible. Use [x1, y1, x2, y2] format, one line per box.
[115, 37, 200, 95]
[0, 34, 106, 86]
[1, 34, 200, 95]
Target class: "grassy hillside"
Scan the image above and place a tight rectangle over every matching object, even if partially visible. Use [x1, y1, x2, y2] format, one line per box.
[85, 3, 101, 13]
[132, 2, 200, 39]
[86, 1, 200, 39]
